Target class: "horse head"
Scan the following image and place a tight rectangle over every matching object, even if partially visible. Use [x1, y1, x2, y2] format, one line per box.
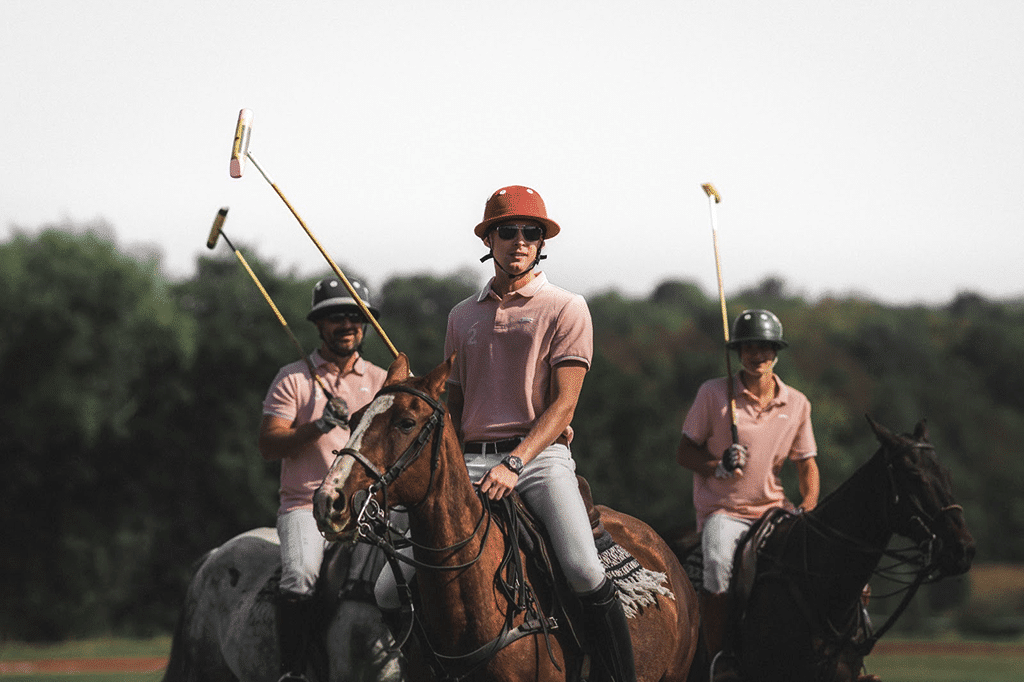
[867, 415, 976, 577]
[314, 353, 456, 542]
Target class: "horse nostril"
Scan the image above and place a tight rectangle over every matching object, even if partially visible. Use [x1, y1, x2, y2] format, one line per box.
[332, 490, 347, 514]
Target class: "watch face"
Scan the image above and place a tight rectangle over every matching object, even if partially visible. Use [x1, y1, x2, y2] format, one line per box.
[504, 456, 524, 473]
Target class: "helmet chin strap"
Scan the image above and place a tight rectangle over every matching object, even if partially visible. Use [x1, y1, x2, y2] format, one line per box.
[480, 249, 547, 281]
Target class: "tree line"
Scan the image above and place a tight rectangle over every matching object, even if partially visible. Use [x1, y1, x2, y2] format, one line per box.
[2, 222, 1022, 640]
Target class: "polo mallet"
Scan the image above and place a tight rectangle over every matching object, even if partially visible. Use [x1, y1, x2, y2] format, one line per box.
[701, 183, 740, 447]
[229, 108, 400, 359]
[206, 206, 334, 399]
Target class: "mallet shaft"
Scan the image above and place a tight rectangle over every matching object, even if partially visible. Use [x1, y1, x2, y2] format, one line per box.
[206, 208, 333, 399]
[246, 152, 401, 359]
[703, 182, 739, 444]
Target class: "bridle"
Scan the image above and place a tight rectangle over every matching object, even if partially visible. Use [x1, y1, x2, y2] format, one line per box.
[340, 384, 446, 514]
[338, 384, 495, 565]
[333, 384, 558, 677]
[760, 437, 965, 672]
[877, 441, 964, 566]
[851, 440, 963, 651]
[335, 384, 485, 647]
[798, 439, 963, 566]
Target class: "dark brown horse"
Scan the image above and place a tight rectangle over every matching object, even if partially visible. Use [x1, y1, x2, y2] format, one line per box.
[695, 417, 975, 682]
[313, 354, 699, 682]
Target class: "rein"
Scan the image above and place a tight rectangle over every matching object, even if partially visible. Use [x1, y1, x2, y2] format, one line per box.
[340, 383, 561, 679]
[757, 438, 963, 671]
[343, 384, 446, 509]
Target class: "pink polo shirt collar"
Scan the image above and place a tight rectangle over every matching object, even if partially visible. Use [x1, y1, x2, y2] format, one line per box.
[478, 272, 549, 302]
[311, 348, 371, 377]
[735, 372, 791, 408]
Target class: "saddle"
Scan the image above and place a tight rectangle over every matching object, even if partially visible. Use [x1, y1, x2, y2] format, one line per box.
[668, 507, 794, 658]
[506, 475, 673, 618]
[480, 475, 670, 680]
[731, 507, 792, 610]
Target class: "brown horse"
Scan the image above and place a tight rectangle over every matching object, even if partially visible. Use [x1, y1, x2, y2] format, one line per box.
[687, 417, 975, 682]
[313, 354, 699, 682]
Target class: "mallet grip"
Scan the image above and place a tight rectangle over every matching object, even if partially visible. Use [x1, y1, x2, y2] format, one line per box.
[230, 109, 253, 178]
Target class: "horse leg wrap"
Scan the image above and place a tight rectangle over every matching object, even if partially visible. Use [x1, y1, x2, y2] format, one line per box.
[276, 592, 314, 681]
[578, 580, 637, 682]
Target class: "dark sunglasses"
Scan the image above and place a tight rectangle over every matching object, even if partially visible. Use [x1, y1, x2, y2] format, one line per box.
[495, 225, 544, 242]
[325, 311, 366, 323]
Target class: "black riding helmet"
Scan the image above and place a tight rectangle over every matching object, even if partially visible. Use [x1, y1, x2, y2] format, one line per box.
[727, 309, 788, 350]
[307, 277, 380, 322]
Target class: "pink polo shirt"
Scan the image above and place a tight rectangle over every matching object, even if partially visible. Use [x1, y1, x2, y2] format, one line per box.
[444, 272, 593, 444]
[682, 373, 816, 530]
[263, 350, 387, 514]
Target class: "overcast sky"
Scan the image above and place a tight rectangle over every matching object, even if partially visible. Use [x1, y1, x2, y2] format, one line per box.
[3, 1, 1021, 305]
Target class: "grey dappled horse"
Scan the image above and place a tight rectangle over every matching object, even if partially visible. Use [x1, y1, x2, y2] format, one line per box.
[162, 527, 403, 682]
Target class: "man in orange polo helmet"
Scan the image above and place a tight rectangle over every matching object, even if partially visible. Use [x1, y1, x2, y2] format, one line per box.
[444, 185, 636, 682]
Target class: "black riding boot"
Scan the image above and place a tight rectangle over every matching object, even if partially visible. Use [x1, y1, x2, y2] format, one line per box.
[276, 592, 314, 682]
[579, 579, 637, 682]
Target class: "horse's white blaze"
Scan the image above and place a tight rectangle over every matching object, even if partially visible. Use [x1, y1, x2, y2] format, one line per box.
[328, 452, 358, 490]
[320, 394, 395, 528]
[330, 394, 395, 486]
[346, 394, 394, 454]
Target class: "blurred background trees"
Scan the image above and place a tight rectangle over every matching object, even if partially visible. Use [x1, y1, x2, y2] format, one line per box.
[2, 223, 1022, 640]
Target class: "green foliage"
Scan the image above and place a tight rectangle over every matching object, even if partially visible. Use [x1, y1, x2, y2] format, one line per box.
[372, 269, 480, 373]
[2, 226, 1022, 641]
[0, 225, 197, 639]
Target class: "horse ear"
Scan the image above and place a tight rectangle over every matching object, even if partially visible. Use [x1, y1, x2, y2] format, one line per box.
[912, 419, 929, 442]
[422, 353, 455, 398]
[384, 353, 411, 386]
[866, 414, 901, 453]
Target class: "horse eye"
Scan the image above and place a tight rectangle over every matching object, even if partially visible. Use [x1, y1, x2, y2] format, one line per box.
[395, 418, 416, 433]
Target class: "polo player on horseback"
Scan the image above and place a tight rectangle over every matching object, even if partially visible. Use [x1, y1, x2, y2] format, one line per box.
[259, 279, 389, 682]
[675, 309, 820, 676]
[443, 185, 637, 682]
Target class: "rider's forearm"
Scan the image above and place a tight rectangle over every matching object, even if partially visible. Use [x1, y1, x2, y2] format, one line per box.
[796, 458, 820, 510]
[258, 416, 323, 462]
[512, 362, 586, 464]
[676, 435, 717, 478]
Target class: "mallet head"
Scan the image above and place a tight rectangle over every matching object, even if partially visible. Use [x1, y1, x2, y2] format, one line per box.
[229, 109, 253, 178]
[207, 207, 229, 249]
[701, 183, 721, 204]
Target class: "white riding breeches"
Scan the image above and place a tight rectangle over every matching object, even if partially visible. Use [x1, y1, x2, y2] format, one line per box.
[466, 443, 606, 594]
[701, 512, 753, 594]
[277, 507, 328, 596]
[373, 444, 606, 608]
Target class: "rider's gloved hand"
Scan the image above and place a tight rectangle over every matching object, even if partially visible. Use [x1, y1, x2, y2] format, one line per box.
[314, 397, 349, 433]
[715, 443, 748, 479]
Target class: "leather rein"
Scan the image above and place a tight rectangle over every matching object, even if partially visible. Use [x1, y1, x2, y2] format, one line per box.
[337, 383, 560, 680]
[760, 439, 964, 672]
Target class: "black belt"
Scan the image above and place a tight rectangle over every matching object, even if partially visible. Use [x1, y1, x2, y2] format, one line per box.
[463, 437, 523, 456]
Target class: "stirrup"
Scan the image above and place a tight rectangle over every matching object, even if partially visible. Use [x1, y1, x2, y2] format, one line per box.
[709, 650, 739, 681]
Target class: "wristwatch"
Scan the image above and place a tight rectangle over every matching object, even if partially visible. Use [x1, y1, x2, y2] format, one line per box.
[500, 455, 524, 475]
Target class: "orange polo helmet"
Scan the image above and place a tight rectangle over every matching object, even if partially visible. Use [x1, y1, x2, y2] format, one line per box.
[474, 185, 561, 239]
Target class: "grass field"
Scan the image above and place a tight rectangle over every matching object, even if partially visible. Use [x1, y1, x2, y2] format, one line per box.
[866, 650, 1023, 682]
[0, 638, 167, 681]
[3, 637, 1024, 681]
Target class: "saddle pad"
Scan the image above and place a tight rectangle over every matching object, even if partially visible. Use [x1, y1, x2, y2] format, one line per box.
[596, 531, 674, 618]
